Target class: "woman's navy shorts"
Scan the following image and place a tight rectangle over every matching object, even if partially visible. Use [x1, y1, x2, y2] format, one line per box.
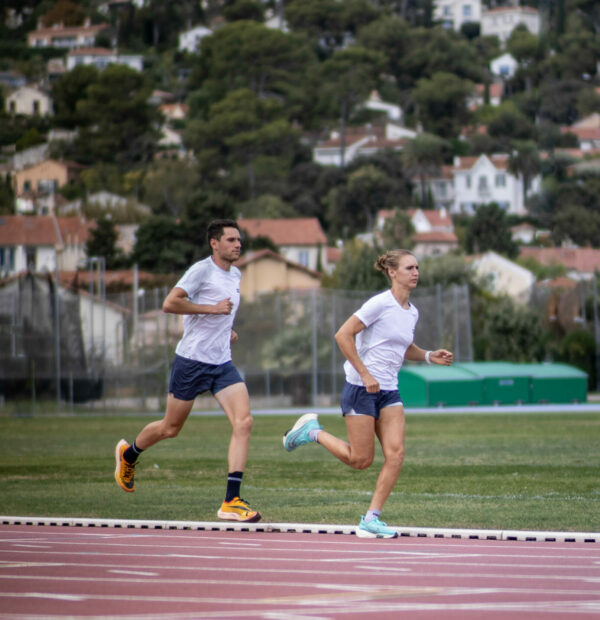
[340, 382, 403, 419]
[169, 354, 243, 401]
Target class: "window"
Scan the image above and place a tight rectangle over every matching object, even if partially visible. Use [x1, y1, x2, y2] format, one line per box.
[0, 247, 15, 272]
[23, 180, 31, 192]
[466, 175, 471, 189]
[297, 250, 309, 267]
[25, 247, 35, 271]
[443, 6, 451, 16]
[495, 173, 506, 187]
[33, 100, 40, 114]
[478, 176, 488, 190]
[463, 5, 472, 18]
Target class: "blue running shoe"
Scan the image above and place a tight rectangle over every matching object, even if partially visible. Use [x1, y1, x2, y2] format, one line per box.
[356, 515, 398, 539]
[283, 413, 322, 452]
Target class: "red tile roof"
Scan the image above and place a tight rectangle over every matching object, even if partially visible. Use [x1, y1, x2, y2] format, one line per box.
[234, 249, 322, 277]
[412, 231, 458, 243]
[454, 154, 509, 170]
[520, 247, 600, 273]
[0, 215, 91, 246]
[238, 218, 327, 246]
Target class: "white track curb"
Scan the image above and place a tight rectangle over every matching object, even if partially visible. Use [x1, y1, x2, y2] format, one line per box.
[1, 516, 598, 543]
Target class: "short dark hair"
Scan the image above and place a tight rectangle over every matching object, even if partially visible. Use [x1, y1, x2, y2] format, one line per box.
[207, 219, 239, 245]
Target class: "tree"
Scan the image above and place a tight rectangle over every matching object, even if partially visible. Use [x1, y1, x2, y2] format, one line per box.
[320, 46, 386, 166]
[185, 88, 302, 200]
[189, 21, 314, 103]
[322, 240, 387, 291]
[85, 216, 126, 270]
[325, 164, 401, 239]
[412, 71, 473, 139]
[486, 102, 536, 150]
[132, 216, 194, 274]
[380, 209, 414, 250]
[477, 297, 545, 362]
[465, 203, 519, 258]
[402, 133, 450, 206]
[51, 65, 99, 129]
[284, 0, 348, 54]
[552, 205, 600, 247]
[41, 0, 85, 27]
[74, 65, 160, 168]
[508, 140, 541, 207]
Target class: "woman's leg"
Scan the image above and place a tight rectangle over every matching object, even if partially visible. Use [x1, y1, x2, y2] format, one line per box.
[316, 414, 376, 470]
[368, 405, 406, 512]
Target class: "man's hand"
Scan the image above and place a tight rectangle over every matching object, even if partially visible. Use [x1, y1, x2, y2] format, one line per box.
[213, 298, 233, 314]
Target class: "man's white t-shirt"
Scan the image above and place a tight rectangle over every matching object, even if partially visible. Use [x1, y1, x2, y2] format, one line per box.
[343, 289, 419, 391]
[173, 256, 241, 365]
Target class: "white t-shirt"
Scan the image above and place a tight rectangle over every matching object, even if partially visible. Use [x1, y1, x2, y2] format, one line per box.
[343, 289, 419, 390]
[173, 256, 241, 365]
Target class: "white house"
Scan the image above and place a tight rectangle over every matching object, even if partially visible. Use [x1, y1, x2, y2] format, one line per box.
[411, 164, 455, 211]
[451, 154, 540, 216]
[0, 215, 91, 277]
[237, 218, 327, 272]
[490, 53, 518, 79]
[66, 48, 144, 72]
[178, 25, 212, 53]
[434, 0, 482, 31]
[27, 19, 110, 49]
[561, 113, 600, 152]
[376, 207, 459, 258]
[313, 123, 417, 167]
[481, 6, 540, 44]
[361, 91, 403, 123]
[6, 86, 53, 116]
[471, 250, 536, 304]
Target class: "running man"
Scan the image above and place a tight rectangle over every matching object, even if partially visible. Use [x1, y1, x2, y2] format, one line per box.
[283, 249, 452, 538]
[115, 219, 260, 523]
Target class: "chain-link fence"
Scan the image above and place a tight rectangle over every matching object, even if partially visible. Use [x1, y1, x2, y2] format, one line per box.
[0, 273, 472, 411]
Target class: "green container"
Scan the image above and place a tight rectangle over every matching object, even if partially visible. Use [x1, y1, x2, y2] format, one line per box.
[455, 362, 531, 405]
[398, 365, 483, 407]
[519, 363, 588, 404]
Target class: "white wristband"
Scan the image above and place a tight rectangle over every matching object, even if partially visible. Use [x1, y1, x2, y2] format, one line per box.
[425, 351, 433, 365]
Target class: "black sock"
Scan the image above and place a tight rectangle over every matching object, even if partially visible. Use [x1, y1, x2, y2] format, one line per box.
[225, 471, 243, 502]
[123, 441, 143, 464]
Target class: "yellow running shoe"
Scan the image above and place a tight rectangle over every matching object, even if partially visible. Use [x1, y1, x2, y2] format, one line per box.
[217, 497, 261, 523]
[114, 439, 136, 492]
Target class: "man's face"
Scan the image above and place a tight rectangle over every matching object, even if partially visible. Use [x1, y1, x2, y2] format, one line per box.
[211, 226, 242, 263]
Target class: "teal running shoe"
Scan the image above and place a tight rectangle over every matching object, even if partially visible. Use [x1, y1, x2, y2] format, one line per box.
[356, 515, 398, 539]
[283, 413, 322, 451]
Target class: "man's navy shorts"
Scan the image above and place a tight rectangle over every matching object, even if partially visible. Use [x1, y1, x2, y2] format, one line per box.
[169, 354, 243, 401]
[340, 382, 403, 419]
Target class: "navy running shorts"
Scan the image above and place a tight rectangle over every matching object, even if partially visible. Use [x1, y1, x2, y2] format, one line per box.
[168, 354, 244, 401]
[340, 382, 403, 419]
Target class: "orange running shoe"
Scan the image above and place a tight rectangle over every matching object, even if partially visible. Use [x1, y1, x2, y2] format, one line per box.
[217, 497, 261, 522]
[114, 439, 136, 492]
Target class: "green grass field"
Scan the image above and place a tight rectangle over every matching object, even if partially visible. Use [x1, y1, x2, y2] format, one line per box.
[0, 411, 598, 532]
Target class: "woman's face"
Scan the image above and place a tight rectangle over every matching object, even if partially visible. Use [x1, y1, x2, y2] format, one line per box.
[389, 254, 419, 289]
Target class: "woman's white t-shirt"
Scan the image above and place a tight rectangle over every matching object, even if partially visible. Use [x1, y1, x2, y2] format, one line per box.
[343, 289, 419, 391]
[174, 256, 241, 365]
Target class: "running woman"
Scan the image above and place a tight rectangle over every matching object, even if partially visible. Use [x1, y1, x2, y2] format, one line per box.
[283, 249, 452, 538]
[115, 219, 260, 523]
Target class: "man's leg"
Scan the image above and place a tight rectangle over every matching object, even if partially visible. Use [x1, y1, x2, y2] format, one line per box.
[115, 395, 194, 492]
[135, 395, 195, 449]
[214, 382, 261, 522]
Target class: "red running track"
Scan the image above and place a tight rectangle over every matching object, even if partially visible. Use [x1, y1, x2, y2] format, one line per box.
[1, 524, 599, 619]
